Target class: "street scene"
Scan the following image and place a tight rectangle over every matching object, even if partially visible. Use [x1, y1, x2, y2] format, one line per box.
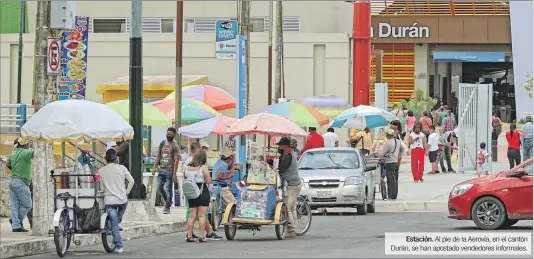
[0, 1, 533, 259]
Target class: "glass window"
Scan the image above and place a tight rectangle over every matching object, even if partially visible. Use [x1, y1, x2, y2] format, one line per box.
[93, 19, 127, 33]
[161, 18, 174, 33]
[298, 150, 360, 170]
[250, 18, 265, 32]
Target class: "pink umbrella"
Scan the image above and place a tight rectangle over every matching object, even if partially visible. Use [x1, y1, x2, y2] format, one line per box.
[212, 116, 239, 135]
[226, 112, 308, 137]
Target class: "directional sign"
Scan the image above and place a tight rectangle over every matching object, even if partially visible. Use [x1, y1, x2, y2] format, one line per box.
[47, 38, 61, 75]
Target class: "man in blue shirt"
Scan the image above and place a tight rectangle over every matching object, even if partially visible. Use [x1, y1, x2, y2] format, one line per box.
[521, 116, 533, 161]
[212, 150, 236, 205]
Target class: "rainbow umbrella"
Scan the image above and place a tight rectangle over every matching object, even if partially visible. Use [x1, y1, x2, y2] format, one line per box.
[301, 95, 351, 118]
[152, 98, 217, 122]
[258, 102, 329, 127]
[164, 84, 236, 111]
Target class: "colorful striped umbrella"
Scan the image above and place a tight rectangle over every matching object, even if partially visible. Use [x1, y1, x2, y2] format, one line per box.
[106, 99, 172, 126]
[329, 105, 397, 130]
[301, 95, 351, 118]
[258, 102, 329, 127]
[227, 112, 308, 137]
[151, 98, 218, 122]
[164, 84, 236, 111]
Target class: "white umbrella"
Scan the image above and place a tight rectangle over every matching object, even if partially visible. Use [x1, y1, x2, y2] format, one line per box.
[329, 105, 397, 130]
[21, 99, 134, 142]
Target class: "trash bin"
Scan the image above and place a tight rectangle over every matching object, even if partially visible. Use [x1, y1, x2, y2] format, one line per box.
[492, 140, 498, 162]
[500, 106, 507, 122]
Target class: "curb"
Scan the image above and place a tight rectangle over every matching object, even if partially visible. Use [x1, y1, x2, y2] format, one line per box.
[0, 221, 187, 259]
[375, 201, 447, 212]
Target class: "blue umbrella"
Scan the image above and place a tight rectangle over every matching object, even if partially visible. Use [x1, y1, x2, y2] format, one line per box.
[330, 105, 397, 130]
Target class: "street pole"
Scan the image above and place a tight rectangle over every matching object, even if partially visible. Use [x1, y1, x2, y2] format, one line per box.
[129, 0, 143, 199]
[273, 1, 283, 103]
[240, 1, 250, 112]
[16, 0, 26, 103]
[175, 1, 183, 147]
[32, 0, 57, 236]
[352, 0, 371, 106]
[267, 1, 273, 105]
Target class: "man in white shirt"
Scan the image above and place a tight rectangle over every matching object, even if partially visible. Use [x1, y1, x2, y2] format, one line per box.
[427, 125, 440, 174]
[322, 128, 339, 148]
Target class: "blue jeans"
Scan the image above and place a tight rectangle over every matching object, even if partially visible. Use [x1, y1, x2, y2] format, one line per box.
[9, 178, 32, 229]
[157, 171, 173, 209]
[523, 138, 533, 161]
[105, 203, 127, 249]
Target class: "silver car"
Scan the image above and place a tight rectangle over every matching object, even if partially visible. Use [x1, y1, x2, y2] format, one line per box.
[298, 147, 377, 215]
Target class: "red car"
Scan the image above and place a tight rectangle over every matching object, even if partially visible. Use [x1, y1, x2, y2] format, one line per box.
[448, 158, 533, 230]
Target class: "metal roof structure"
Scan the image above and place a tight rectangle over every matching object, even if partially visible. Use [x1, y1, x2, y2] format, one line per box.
[370, 0, 510, 16]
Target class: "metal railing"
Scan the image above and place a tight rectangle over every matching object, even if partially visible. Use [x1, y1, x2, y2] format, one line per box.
[372, 0, 510, 16]
[0, 104, 33, 134]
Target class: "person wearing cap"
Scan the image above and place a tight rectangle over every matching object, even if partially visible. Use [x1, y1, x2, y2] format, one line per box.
[276, 137, 301, 238]
[348, 127, 373, 155]
[99, 149, 135, 253]
[106, 141, 119, 152]
[212, 150, 237, 205]
[6, 137, 34, 232]
[200, 142, 211, 151]
[377, 128, 405, 200]
[300, 127, 324, 154]
[520, 116, 533, 161]
[152, 127, 180, 214]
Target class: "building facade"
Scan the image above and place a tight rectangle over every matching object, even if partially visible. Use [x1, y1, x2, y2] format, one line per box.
[1, 1, 522, 120]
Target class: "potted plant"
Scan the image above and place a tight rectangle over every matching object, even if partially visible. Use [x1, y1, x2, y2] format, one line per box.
[400, 89, 437, 118]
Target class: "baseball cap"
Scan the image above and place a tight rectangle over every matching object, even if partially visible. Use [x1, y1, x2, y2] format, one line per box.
[386, 128, 395, 135]
[200, 142, 210, 148]
[105, 148, 117, 161]
[276, 137, 291, 146]
[221, 149, 233, 159]
[106, 141, 117, 150]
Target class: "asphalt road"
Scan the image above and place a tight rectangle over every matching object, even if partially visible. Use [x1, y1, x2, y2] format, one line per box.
[24, 212, 532, 259]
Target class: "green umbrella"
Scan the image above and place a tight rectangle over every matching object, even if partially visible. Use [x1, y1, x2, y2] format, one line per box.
[106, 99, 172, 126]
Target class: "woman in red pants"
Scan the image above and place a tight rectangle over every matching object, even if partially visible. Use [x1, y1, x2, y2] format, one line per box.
[408, 123, 427, 182]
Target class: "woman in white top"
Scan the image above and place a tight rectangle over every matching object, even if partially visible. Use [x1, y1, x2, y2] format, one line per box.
[185, 151, 212, 243]
[408, 122, 428, 183]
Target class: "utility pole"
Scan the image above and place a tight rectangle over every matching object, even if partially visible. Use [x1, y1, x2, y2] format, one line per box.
[129, 0, 143, 199]
[17, 0, 26, 103]
[240, 1, 251, 112]
[273, 1, 283, 103]
[32, 0, 57, 236]
[267, 1, 273, 105]
[175, 1, 183, 146]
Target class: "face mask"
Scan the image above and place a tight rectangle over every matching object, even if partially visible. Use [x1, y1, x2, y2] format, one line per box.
[166, 135, 174, 141]
[278, 148, 284, 154]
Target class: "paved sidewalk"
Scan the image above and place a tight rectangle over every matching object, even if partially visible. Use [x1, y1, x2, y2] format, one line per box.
[0, 206, 186, 259]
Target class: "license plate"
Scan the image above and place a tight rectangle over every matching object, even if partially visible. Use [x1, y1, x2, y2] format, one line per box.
[317, 191, 332, 198]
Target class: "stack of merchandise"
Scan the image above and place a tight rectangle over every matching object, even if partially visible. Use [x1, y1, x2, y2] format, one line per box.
[236, 186, 277, 220]
[247, 169, 276, 185]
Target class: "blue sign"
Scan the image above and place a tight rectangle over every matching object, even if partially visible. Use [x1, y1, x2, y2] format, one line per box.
[57, 16, 89, 100]
[433, 52, 505, 63]
[215, 20, 238, 60]
[235, 35, 247, 170]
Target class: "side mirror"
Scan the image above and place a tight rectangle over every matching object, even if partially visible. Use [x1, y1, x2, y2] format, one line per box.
[365, 164, 377, 172]
[509, 170, 527, 178]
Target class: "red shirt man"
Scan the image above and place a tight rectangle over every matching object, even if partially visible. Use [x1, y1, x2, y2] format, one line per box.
[300, 127, 325, 154]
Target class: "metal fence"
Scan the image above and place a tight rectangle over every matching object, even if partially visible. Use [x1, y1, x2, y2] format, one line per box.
[0, 104, 33, 134]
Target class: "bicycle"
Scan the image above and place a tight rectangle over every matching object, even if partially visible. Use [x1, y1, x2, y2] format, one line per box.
[208, 180, 226, 231]
[280, 183, 312, 236]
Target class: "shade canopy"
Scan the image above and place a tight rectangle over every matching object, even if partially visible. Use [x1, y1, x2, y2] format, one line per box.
[106, 99, 172, 126]
[301, 95, 351, 118]
[152, 98, 218, 122]
[21, 99, 134, 142]
[258, 102, 329, 127]
[226, 112, 307, 137]
[164, 84, 236, 111]
[329, 105, 397, 130]
[178, 115, 238, 138]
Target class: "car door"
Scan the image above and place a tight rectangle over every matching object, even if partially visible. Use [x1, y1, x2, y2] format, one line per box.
[506, 161, 533, 219]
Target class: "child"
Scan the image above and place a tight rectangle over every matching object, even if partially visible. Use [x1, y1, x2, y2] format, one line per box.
[476, 142, 490, 177]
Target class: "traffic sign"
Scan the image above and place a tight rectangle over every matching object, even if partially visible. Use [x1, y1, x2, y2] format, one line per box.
[47, 38, 61, 75]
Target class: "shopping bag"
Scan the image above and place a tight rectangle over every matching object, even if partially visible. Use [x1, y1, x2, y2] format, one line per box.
[74, 201, 102, 232]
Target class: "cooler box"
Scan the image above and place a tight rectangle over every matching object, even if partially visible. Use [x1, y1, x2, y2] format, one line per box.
[236, 185, 277, 220]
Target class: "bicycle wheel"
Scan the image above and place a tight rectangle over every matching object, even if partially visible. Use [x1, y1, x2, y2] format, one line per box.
[380, 180, 387, 200]
[209, 199, 219, 231]
[102, 216, 116, 253]
[295, 197, 312, 236]
[54, 210, 71, 257]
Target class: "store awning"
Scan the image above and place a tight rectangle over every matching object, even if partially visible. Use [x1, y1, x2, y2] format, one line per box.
[433, 52, 505, 63]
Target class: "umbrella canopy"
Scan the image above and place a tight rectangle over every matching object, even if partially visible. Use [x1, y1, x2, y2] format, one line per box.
[329, 105, 397, 130]
[164, 84, 236, 111]
[226, 112, 307, 137]
[178, 115, 238, 138]
[301, 95, 351, 118]
[152, 98, 218, 122]
[106, 99, 172, 126]
[258, 102, 329, 127]
[21, 99, 134, 142]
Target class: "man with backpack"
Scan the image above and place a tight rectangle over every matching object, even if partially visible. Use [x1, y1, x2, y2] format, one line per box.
[152, 127, 180, 214]
[492, 112, 502, 140]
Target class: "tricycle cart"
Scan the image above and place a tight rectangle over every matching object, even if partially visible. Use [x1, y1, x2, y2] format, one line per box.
[20, 99, 134, 257]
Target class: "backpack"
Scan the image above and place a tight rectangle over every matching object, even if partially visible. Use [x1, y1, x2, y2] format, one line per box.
[492, 118, 502, 136]
[182, 168, 205, 199]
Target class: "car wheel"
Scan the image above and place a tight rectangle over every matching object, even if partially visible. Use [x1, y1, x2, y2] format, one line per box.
[502, 219, 519, 228]
[471, 196, 507, 230]
[356, 194, 368, 215]
[367, 188, 376, 213]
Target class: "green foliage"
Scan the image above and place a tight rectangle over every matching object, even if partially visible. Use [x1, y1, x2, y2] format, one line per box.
[523, 73, 533, 99]
[400, 89, 437, 118]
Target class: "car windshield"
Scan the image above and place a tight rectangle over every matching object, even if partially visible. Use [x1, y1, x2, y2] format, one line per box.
[298, 150, 360, 170]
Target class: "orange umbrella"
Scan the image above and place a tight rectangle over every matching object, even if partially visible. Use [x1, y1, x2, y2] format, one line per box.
[226, 112, 308, 137]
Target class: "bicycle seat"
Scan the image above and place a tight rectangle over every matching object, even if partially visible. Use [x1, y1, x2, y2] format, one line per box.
[57, 192, 72, 200]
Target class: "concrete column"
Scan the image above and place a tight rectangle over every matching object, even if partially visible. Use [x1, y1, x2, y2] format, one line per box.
[414, 44, 428, 96]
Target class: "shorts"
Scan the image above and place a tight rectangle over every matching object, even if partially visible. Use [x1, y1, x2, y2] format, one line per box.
[477, 163, 488, 174]
[429, 151, 438, 162]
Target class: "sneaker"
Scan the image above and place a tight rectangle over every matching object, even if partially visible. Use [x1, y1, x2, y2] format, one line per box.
[186, 237, 196, 243]
[448, 169, 456, 173]
[184, 233, 199, 240]
[206, 232, 222, 240]
[12, 228, 29, 232]
[163, 207, 170, 214]
[115, 247, 123, 254]
[383, 198, 388, 201]
[9, 219, 24, 229]
[414, 180, 418, 183]
[420, 178, 424, 182]
[198, 237, 207, 243]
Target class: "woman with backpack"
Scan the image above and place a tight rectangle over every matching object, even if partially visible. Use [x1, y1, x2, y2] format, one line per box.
[183, 151, 212, 243]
